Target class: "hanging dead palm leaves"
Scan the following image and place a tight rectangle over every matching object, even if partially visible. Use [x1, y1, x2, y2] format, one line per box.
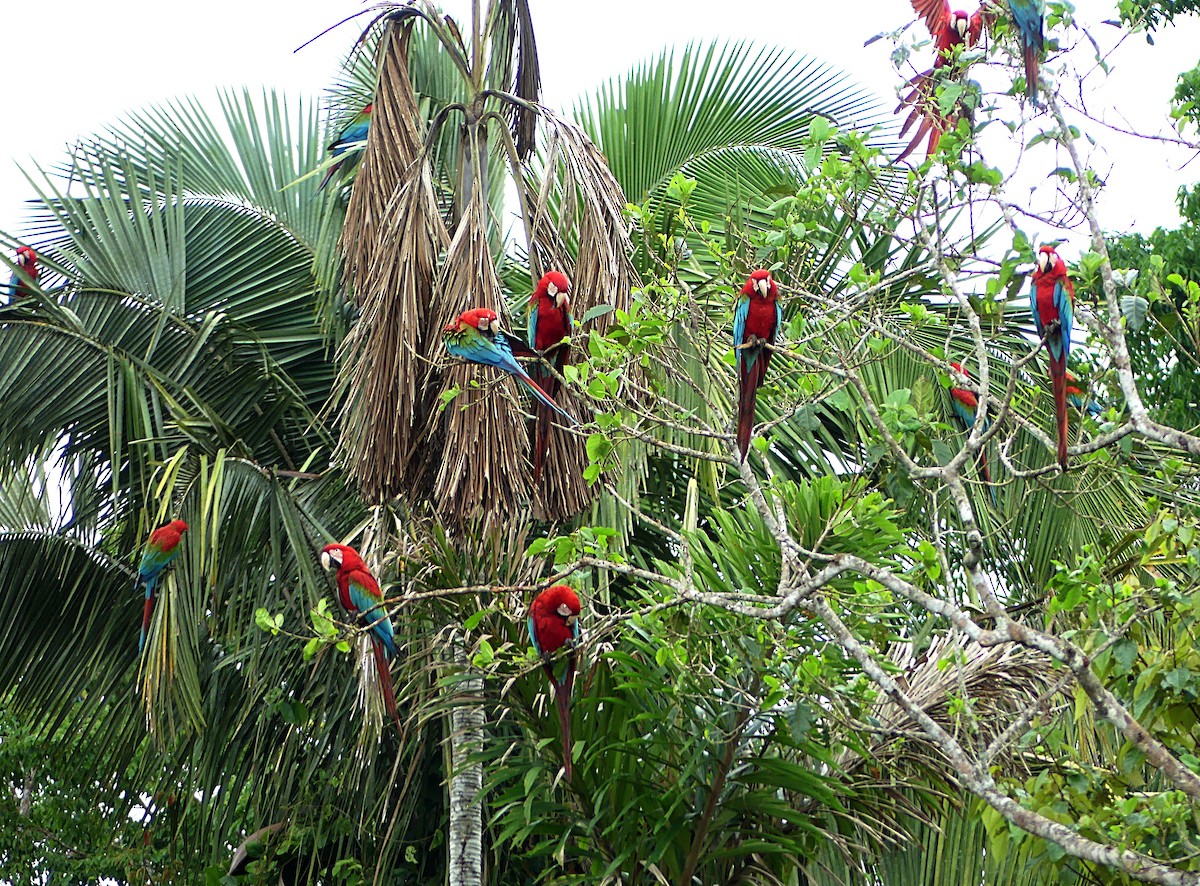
[334, 5, 637, 525]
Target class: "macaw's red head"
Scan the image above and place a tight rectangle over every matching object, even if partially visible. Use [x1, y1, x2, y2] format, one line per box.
[951, 10, 970, 38]
[742, 269, 777, 300]
[1036, 244, 1063, 275]
[949, 361, 968, 378]
[320, 543, 366, 574]
[363, 103, 374, 115]
[534, 271, 571, 309]
[532, 584, 581, 633]
[15, 246, 37, 275]
[448, 307, 502, 335]
[166, 519, 189, 535]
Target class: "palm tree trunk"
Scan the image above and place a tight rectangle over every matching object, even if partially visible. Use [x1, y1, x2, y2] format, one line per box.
[447, 639, 484, 886]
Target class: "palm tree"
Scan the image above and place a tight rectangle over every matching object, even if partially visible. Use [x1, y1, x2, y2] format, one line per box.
[0, 3, 1191, 885]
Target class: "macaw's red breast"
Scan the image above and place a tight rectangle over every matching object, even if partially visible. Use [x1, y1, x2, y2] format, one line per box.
[530, 584, 581, 653]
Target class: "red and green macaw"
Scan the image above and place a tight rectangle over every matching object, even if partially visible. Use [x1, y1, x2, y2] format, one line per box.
[443, 308, 577, 425]
[1006, 0, 1044, 105]
[733, 270, 782, 462]
[948, 362, 996, 502]
[527, 271, 574, 483]
[318, 103, 373, 191]
[6, 246, 38, 301]
[897, 0, 985, 162]
[528, 584, 582, 781]
[320, 543, 401, 729]
[1065, 371, 1102, 418]
[1030, 244, 1075, 470]
[137, 519, 188, 653]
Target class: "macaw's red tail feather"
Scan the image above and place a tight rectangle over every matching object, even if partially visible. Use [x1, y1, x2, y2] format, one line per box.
[1024, 45, 1040, 105]
[517, 371, 577, 427]
[977, 447, 992, 486]
[1050, 359, 1069, 470]
[737, 352, 771, 462]
[533, 399, 552, 484]
[530, 364, 560, 484]
[372, 639, 402, 731]
[976, 448, 998, 507]
[553, 678, 573, 782]
[736, 378, 758, 463]
[139, 580, 156, 653]
[317, 162, 338, 192]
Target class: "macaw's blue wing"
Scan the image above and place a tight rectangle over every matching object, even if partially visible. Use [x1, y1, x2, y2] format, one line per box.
[732, 294, 750, 370]
[348, 577, 397, 657]
[446, 326, 577, 425]
[950, 397, 975, 427]
[1050, 279, 1073, 363]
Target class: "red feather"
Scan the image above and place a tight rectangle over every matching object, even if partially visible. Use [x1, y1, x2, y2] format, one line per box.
[529, 585, 581, 780]
[528, 272, 573, 483]
[736, 271, 780, 462]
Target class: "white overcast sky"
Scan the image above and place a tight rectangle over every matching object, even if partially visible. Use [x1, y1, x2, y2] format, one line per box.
[3, 1, 1198, 247]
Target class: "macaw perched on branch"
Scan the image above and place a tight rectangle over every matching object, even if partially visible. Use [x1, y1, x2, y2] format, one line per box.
[6, 246, 38, 301]
[733, 270, 782, 462]
[527, 272, 574, 483]
[137, 520, 188, 653]
[318, 103, 373, 191]
[528, 584, 582, 781]
[948, 362, 997, 502]
[320, 543, 401, 729]
[897, 0, 985, 162]
[444, 308, 577, 426]
[1005, 0, 1044, 105]
[1030, 244, 1075, 470]
[1065, 372, 1102, 418]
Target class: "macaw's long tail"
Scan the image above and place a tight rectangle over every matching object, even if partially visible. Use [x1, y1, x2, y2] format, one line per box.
[976, 447, 999, 506]
[1049, 357, 1069, 470]
[1024, 44, 1040, 106]
[552, 658, 576, 782]
[895, 71, 946, 163]
[515, 369, 577, 428]
[530, 364, 561, 484]
[737, 348, 770, 462]
[372, 639, 402, 731]
[139, 577, 157, 653]
[316, 161, 339, 192]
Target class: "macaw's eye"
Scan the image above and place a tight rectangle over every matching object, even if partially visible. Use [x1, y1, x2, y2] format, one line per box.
[556, 603, 574, 617]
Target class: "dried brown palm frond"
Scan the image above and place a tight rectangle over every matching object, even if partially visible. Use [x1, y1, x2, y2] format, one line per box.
[335, 18, 446, 502]
[837, 633, 1059, 780]
[527, 113, 638, 340]
[530, 390, 591, 523]
[340, 21, 425, 294]
[487, 0, 541, 160]
[337, 164, 448, 500]
[429, 195, 530, 529]
[522, 113, 643, 524]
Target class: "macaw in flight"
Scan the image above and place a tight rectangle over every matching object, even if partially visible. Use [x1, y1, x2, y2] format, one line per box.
[1005, 0, 1044, 105]
[320, 543, 401, 729]
[137, 519, 188, 653]
[1030, 244, 1075, 470]
[1065, 372, 1102, 418]
[733, 270, 782, 462]
[6, 246, 38, 301]
[897, 0, 985, 162]
[443, 308, 577, 426]
[948, 362, 997, 502]
[528, 584, 582, 781]
[318, 103, 373, 191]
[527, 271, 574, 483]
